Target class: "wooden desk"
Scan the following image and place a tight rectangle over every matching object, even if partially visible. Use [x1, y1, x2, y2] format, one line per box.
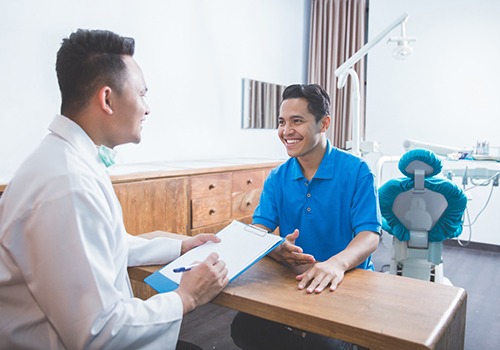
[129, 233, 467, 350]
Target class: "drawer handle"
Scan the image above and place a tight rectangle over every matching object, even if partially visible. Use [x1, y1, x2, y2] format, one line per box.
[209, 209, 216, 215]
[246, 200, 252, 207]
[247, 179, 253, 185]
[208, 184, 216, 190]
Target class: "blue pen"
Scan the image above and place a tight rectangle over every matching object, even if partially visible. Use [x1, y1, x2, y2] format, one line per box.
[173, 263, 200, 273]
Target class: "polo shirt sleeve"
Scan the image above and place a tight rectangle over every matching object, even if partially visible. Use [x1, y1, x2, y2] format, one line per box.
[253, 170, 280, 232]
[351, 162, 382, 235]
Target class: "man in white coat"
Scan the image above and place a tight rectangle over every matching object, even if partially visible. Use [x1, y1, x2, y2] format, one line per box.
[0, 29, 228, 349]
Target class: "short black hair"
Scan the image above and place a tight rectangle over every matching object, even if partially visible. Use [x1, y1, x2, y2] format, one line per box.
[282, 84, 330, 122]
[56, 29, 135, 116]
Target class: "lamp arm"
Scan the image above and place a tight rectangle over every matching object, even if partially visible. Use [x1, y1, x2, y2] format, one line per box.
[334, 12, 410, 156]
[346, 68, 361, 155]
[334, 12, 409, 78]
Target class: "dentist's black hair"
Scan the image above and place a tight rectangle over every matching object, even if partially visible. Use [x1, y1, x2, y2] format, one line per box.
[56, 29, 135, 116]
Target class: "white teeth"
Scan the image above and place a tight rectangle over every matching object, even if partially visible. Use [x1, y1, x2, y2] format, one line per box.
[286, 139, 300, 144]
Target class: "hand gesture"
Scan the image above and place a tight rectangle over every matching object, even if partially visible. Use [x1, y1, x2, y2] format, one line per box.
[271, 229, 315, 266]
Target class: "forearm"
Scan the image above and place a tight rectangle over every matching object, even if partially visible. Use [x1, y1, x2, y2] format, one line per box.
[254, 224, 281, 262]
[328, 231, 379, 272]
[128, 234, 182, 266]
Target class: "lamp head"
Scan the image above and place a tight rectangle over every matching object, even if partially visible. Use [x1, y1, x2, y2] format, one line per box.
[390, 38, 415, 59]
[387, 20, 416, 60]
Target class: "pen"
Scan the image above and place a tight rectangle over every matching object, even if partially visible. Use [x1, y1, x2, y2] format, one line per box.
[173, 263, 200, 273]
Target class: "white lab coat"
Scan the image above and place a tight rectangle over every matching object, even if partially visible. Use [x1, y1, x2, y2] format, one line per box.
[0, 115, 185, 349]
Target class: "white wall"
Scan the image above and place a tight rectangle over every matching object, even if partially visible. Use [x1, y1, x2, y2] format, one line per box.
[3, 0, 498, 245]
[367, 0, 500, 245]
[0, 0, 309, 182]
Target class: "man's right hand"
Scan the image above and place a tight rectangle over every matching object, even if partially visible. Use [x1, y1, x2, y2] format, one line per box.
[269, 229, 315, 267]
[175, 252, 228, 314]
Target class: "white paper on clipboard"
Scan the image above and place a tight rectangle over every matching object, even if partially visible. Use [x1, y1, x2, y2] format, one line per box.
[144, 220, 284, 292]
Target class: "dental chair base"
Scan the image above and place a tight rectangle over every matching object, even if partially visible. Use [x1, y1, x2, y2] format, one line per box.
[390, 236, 451, 285]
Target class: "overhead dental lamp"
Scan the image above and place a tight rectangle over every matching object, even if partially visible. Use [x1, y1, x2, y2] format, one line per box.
[334, 13, 416, 156]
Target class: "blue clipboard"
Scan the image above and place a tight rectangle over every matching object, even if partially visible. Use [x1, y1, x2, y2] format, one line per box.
[144, 220, 283, 293]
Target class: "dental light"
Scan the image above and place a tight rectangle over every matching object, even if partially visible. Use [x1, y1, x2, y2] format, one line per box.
[335, 13, 416, 156]
[388, 18, 416, 60]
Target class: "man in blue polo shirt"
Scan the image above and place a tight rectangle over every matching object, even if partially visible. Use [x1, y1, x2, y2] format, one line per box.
[231, 84, 381, 350]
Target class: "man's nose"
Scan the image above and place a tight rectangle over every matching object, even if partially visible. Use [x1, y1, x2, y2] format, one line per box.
[282, 124, 294, 135]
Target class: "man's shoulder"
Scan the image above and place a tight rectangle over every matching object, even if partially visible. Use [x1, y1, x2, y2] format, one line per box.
[329, 146, 363, 163]
[269, 157, 296, 176]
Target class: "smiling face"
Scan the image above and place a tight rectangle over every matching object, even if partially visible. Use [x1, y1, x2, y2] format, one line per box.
[105, 56, 150, 147]
[277, 97, 330, 161]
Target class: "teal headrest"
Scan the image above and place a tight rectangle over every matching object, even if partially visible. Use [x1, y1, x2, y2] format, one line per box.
[399, 148, 442, 178]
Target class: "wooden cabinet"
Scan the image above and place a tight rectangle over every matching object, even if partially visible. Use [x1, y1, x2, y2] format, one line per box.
[113, 177, 189, 235]
[111, 160, 282, 236]
[0, 160, 282, 236]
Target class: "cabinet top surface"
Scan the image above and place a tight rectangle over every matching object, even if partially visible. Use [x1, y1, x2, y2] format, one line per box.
[0, 158, 285, 191]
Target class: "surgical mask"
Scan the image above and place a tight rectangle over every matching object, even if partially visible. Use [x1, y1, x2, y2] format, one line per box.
[97, 145, 116, 167]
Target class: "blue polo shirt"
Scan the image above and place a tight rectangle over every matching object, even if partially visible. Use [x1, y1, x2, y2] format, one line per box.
[254, 140, 381, 270]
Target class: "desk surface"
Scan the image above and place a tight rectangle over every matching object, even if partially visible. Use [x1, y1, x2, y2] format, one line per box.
[129, 233, 467, 350]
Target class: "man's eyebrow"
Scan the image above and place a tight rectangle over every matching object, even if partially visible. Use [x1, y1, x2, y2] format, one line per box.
[278, 115, 305, 120]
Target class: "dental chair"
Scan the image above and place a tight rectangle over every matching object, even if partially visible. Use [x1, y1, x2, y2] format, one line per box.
[378, 149, 467, 284]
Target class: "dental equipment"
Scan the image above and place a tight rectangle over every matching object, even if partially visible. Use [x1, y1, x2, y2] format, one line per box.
[403, 139, 462, 157]
[379, 149, 467, 283]
[335, 13, 416, 156]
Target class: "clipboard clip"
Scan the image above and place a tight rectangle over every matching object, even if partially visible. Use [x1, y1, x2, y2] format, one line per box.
[244, 224, 268, 237]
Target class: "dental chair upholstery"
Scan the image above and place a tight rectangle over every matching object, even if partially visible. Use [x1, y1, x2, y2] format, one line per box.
[378, 149, 467, 283]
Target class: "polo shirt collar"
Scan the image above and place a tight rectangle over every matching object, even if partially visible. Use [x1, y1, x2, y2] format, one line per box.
[291, 139, 336, 180]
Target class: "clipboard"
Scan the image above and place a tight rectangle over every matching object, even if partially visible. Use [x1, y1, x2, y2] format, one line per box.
[144, 220, 284, 293]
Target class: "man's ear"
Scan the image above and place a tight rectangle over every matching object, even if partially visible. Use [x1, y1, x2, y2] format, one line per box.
[98, 86, 113, 115]
[321, 115, 331, 133]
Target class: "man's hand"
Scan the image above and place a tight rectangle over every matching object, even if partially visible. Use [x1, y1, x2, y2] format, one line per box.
[296, 258, 345, 294]
[181, 233, 221, 255]
[295, 231, 379, 294]
[175, 252, 229, 314]
[270, 229, 315, 266]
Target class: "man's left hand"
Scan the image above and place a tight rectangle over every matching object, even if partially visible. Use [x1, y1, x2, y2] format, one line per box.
[181, 234, 220, 255]
[295, 258, 345, 294]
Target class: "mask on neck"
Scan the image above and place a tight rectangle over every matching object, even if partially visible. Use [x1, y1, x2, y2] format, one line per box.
[97, 145, 116, 167]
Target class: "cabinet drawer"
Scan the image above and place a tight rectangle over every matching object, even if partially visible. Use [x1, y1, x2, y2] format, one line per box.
[232, 170, 265, 219]
[191, 173, 232, 199]
[232, 170, 264, 192]
[232, 189, 262, 219]
[191, 196, 231, 229]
